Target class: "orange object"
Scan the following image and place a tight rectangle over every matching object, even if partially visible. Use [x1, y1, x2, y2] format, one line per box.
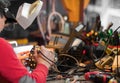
[62, 0, 90, 22]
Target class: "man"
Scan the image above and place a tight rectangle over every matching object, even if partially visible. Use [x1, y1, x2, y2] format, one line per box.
[0, 0, 55, 83]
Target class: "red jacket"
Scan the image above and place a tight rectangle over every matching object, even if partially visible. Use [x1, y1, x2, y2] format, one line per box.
[0, 38, 48, 83]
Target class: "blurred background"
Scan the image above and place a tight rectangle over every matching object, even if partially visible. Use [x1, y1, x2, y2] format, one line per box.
[1, 0, 120, 46]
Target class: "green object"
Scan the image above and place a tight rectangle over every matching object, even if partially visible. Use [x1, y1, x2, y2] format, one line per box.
[99, 31, 107, 38]
[108, 29, 113, 36]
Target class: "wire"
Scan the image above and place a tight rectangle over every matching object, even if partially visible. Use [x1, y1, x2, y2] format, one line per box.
[38, 50, 56, 65]
[47, 0, 64, 38]
[38, 52, 81, 73]
[95, 26, 120, 71]
[30, 46, 89, 74]
[58, 54, 80, 66]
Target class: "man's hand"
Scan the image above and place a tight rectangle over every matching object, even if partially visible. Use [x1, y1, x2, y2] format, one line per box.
[17, 51, 30, 64]
[33, 46, 55, 69]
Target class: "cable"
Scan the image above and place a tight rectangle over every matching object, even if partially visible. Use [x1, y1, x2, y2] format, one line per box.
[29, 45, 61, 73]
[47, 0, 64, 38]
[58, 54, 79, 66]
[29, 45, 88, 74]
[95, 26, 120, 71]
[38, 50, 56, 65]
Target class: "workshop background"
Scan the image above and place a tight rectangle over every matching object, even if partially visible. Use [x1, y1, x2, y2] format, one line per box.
[1, 0, 120, 83]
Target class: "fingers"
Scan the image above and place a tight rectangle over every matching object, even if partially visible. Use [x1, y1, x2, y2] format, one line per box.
[40, 46, 54, 52]
[23, 53, 29, 58]
[40, 46, 47, 53]
[38, 46, 55, 64]
[18, 51, 30, 55]
[17, 51, 30, 60]
[30, 45, 55, 63]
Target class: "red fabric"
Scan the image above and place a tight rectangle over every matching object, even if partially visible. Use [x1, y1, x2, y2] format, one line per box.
[0, 38, 48, 83]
